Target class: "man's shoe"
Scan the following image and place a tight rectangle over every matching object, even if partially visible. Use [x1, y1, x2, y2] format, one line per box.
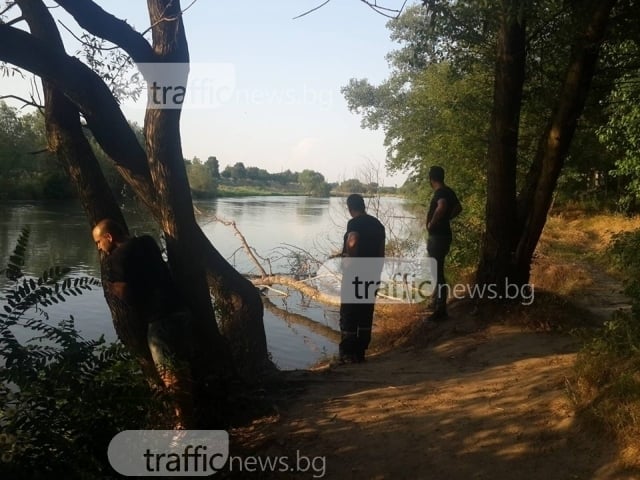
[426, 310, 448, 323]
[330, 353, 358, 367]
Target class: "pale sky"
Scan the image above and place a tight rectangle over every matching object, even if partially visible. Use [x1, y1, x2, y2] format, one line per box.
[1, 0, 413, 186]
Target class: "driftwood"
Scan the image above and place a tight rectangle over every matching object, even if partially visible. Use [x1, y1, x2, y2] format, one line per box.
[213, 215, 417, 310]
[253, 274, 341, 306]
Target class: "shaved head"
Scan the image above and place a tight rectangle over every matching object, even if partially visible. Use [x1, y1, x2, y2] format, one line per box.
[92, 218, 127, 254]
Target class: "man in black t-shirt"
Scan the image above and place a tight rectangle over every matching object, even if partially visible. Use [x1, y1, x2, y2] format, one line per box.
[338, 194, 385, 364]
[426, 166, 462, 322]
[92, 218, 193, 426]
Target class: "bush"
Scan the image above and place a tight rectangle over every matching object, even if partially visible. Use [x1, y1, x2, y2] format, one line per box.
[0, 227, 164, 479]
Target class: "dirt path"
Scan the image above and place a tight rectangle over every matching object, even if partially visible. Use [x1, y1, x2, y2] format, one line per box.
[229, 278, 636, 479]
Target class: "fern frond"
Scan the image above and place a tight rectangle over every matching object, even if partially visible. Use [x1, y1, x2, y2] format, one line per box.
[4, 226, 30, 281]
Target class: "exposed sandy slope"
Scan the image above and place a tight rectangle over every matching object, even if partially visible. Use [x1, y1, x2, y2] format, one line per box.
[227, 252, 639, 479]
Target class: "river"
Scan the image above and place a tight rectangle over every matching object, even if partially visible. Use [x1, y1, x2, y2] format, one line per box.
[0, 196, 417, 369]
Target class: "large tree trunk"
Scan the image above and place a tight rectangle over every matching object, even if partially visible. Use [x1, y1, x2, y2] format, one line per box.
[476, 0, 617, 292]
[142, 0, 235, 426]
[16, 0, 160, 381]
[476, 0, 526, 291]
[0, 15, 271, 381]
[512, 0, 618, 283]
[2, 0, 272, 426]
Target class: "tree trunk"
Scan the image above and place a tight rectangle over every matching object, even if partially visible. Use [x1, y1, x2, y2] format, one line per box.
[3, 0, 273, 426]
[476, 0, 617, 294]
[17, 0, 162, 391]
[476, 0, 526, 292]
[512, 0, 618, 284]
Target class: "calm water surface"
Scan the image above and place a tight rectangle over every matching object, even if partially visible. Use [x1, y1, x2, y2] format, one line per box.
[0, 196, 415, 369]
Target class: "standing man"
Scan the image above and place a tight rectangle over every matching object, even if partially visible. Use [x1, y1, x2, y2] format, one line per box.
[92, 218, 193, 427]
[338, 194, 386, 364]
[426, 166, 462, 322]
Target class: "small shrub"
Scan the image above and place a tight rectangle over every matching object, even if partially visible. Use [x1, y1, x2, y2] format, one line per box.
[0, 227, 164, 479]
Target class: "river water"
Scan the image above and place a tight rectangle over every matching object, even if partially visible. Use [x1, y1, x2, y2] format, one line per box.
[0, 196, 417, 369]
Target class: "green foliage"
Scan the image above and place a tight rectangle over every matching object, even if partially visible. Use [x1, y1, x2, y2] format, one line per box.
[0, 101, 136, 201]
[186, 158, 218, 198]
[0, 226, 162, 478]
[298, 169, 330, 197]
[0, 102, 71, 201]
[598, 40, 640, 212]
[343, 1, 637, 214]
[335, 178, 381, 195]
[609, 229, 640, 319]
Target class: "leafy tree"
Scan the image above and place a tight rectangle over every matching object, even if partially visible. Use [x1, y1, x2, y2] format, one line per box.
[598, 40, 640, 211]
[187, 161, 218, 198]
[337, 178, 367, 194]
[0, 0, 270, 427]
[0, 101, 73, 199]
[205, 155, 220, 179]
[298, 169, 330, 196]
[344, 0, 633, 292]
[246, 166, 270, 181]
[270, 169, 298, 184]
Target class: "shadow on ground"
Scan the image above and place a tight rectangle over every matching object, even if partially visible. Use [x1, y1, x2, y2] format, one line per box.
[226, 307, 635, 480]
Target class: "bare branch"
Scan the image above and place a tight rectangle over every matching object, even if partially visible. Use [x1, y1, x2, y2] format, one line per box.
[141, 0, 200, 36]
[53, 0, 154, 63]
[0, 94, 42, 109]
[212, 215, 270, 277]
[0, 2, 17, 18]
[293, 0, 331, 20]
[360, 0, 408, 18]
[57, 20, 119, 51]
[4, 14, 24, 26]
[293, 0, 406, 20]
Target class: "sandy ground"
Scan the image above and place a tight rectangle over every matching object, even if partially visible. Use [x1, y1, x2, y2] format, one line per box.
[227, 273, 639, 480]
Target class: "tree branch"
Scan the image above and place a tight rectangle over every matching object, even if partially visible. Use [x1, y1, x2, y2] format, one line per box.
[0, 23, 150, 178]
[293, 0, 407, 20]
[0, 94, 42, 109]
[213, 215, 270, 277]
[293, 0, 331, 20]
[140, 0, 199, 36]
[360, 0, 408, 19]
[53, 0, 154, 63]
[0, 2, 18, 18]
[4, 15, 24, 26]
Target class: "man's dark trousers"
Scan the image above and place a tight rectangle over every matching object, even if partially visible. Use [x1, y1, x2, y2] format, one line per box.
[339, 302, 375, 361]
[427, 234, 452, 313]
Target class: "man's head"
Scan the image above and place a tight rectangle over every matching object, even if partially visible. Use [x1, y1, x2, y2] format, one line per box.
[92, 219, 127, 254]
[428, 165, 445, 188]
[346, 193, 366, 218]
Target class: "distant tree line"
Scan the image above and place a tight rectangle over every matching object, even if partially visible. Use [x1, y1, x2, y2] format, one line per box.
[0, 100, 397, 201]
[184, 157, 398, 198]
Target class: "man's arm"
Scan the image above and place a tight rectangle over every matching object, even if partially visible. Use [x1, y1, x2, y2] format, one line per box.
[344, 231, 359, 257]
[450, 201, 462, 220]
[427, 198, 448, 232]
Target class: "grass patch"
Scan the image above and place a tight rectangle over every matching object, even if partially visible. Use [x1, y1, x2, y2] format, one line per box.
[548, 210, 640, 468]
[569, 316, 640, 467]
[217, 185, 306, 197]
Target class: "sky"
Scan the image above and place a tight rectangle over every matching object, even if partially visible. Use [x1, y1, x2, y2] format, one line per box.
[1, 0, 412, 186]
